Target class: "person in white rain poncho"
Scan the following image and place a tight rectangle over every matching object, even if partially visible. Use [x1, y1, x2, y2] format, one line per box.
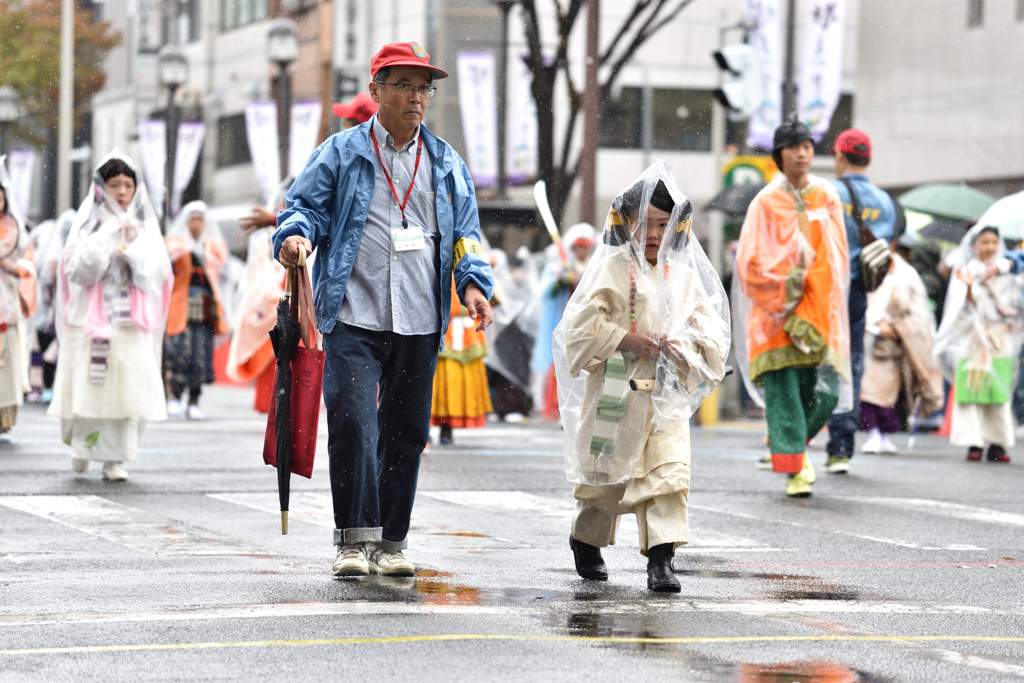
[47, 150, 172, 482]
[33, 210, 75, 403]
[0, 157, 38, 433]
[164, 200, 229, 420]
[554, 163, 730, 593]
[935, 225, 1024, 463]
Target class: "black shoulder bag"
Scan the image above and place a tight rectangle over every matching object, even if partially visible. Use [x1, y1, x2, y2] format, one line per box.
[840, 177, 891, 293]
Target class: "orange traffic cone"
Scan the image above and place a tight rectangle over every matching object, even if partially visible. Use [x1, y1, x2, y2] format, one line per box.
[936, 386, 955, 437]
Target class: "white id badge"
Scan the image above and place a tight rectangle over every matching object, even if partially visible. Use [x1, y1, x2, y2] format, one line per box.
[392, 228, 426, 252]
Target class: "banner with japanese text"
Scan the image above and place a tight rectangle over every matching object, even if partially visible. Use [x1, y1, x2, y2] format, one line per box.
[457, 51, 499, 188]
[798, 0, 847, 143]
[741, 0, 782, 150]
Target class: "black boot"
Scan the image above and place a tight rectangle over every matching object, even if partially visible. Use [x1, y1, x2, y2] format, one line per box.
[570, 533, 608, 580]
[646, 543, 680, 593]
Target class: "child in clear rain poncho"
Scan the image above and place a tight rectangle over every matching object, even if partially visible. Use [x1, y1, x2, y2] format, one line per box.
[0, 157, 38, 433]
[165, 200, 229, 420]
[47, 150, 172, 482]
[935, 225, 1024, 463]
[553, 162, 730, 593]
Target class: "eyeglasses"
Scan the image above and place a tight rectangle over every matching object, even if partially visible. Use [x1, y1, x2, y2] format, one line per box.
[377, 82, 436, 98]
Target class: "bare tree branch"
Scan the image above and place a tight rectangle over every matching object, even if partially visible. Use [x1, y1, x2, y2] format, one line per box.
[599, 0, 656, 66]
[602, 0, 695, 90]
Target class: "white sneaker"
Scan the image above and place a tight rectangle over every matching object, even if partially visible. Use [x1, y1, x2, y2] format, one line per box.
[187, 404, 205, 421]
[879, 435, 899, 454]
[861, 431, 882, 454]
[71, 457, 89, 473]
[102, 461, 128, 482]
[332, 543, 370, 577]
[167, 399, 183, 417]
[366, 544, 415, 577]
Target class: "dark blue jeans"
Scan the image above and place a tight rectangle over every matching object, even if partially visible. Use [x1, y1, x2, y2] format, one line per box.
[827, 277, 867, 458]
[322, 324, 439, 552]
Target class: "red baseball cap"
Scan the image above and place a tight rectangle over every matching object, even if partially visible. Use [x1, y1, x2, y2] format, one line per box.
[370, 42, 448, 80]
[833, 128, 872, 157]
[331, 92, 378, 123]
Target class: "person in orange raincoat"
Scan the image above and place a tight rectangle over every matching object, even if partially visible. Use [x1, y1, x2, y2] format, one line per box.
[164, 201, 228, 420]
[733, 120, 852, 498]
[0, 159, 37, 433]
[431, 276, 492, 444]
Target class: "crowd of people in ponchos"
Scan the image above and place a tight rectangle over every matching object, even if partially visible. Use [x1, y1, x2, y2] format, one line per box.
[1, 132, 1020, 492]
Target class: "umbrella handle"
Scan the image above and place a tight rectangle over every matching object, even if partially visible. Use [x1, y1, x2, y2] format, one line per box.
[281, 510, 288, 535]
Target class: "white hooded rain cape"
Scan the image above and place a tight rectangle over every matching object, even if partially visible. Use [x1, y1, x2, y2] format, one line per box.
[934, 224, 1024, 405]
[553, 162, 730, 486]
[47, 149, 172, 460]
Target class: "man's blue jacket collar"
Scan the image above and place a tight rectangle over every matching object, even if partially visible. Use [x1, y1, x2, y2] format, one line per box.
[343, 117, 454, 177]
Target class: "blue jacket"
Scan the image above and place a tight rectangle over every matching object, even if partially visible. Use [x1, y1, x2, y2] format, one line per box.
[830, 173, 896, 280]
[273, 121, 494, 343]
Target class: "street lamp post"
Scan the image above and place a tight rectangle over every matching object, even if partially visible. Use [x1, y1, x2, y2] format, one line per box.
[267, 18, 300, 184]
[0, 86, 21, 159]
[492, 0, 515, 200]
[158, 45, 189, 234]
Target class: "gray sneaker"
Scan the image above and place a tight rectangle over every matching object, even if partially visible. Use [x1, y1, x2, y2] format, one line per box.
[332, 543, 370, 577]
[366, 544, 415, 577]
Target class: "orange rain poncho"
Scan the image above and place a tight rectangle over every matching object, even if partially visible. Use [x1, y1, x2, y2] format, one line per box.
[732, 175, 852, 409]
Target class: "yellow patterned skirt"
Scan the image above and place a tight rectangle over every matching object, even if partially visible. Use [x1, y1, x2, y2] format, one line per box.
[431, 357, 493, 428]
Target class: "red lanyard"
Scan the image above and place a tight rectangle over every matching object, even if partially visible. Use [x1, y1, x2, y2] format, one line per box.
[370, 127, 423, 229]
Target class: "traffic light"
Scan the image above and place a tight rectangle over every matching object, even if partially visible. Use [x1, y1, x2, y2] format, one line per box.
[713, 44, 763, 121]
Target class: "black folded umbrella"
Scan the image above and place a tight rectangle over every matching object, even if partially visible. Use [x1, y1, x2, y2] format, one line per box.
[268, 284, 301, 534]
[919, 219, 968, 245]
[703, 183, 765, 218]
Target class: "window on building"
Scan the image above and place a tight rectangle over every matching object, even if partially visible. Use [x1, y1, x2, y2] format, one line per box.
[216, 114, 251, 167]
[600, 87, 642, 149]
[815, 94, 854, 155]
[599, 87, 714, 152]
[1017, 0, 1024, 20]
[178, 0, 201, 43]
[968, 0, 984, 27]
[221, 0, 269, 31]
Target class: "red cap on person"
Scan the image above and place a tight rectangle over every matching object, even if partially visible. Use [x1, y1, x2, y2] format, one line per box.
[833, 128, 872, 158]
[331, 93, 378, 123]
[370, 42, 448, 81]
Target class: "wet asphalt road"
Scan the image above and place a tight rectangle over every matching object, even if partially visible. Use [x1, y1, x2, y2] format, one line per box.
[1, 385, 1023, 682]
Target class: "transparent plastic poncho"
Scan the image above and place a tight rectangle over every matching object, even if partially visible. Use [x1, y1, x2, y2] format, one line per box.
[33, 210, 75, 333]
[731, 174, 852, 412]
[0, 156, 37, 329]
[553, 162, 731, 486]
[56, 149, 172, 355]
[934, 224, 1024, 405]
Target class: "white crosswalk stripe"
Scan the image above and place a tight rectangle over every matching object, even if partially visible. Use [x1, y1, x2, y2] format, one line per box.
[0, 495, 263, 555]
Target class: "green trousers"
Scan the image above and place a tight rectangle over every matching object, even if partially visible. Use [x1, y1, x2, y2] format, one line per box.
[762, 366, 839, 455]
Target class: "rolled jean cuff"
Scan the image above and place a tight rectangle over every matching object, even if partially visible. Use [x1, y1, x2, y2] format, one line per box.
[334, 527, 382, 546]
[377, 537, 408, 553]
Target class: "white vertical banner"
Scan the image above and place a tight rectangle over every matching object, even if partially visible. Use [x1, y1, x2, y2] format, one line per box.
[137, 119, 166, 212]
[741, 0, 782, 150]
[506, 55, 537, 185]
[798, 0, 847, 143]
[172, 121, 205, 215]
[289, 101, 322, 178]
[7, 150, 34, 219]
[245, 101, 281, 203]
[456, 51, 499, 188]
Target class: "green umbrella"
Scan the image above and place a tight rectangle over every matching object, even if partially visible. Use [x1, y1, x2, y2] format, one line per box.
[897, 183, 996, 222]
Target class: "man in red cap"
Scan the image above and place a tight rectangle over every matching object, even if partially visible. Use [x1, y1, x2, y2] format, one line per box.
[332, 92, 378, 129]
[275, 42, 494, 579]
[824, 128, 897, 474]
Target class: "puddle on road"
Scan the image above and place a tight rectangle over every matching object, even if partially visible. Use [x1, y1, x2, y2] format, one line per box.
[730, 661, 886, 682]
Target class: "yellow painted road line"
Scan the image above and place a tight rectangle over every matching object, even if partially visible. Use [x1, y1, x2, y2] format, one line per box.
[3, 634, 1024, 656]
